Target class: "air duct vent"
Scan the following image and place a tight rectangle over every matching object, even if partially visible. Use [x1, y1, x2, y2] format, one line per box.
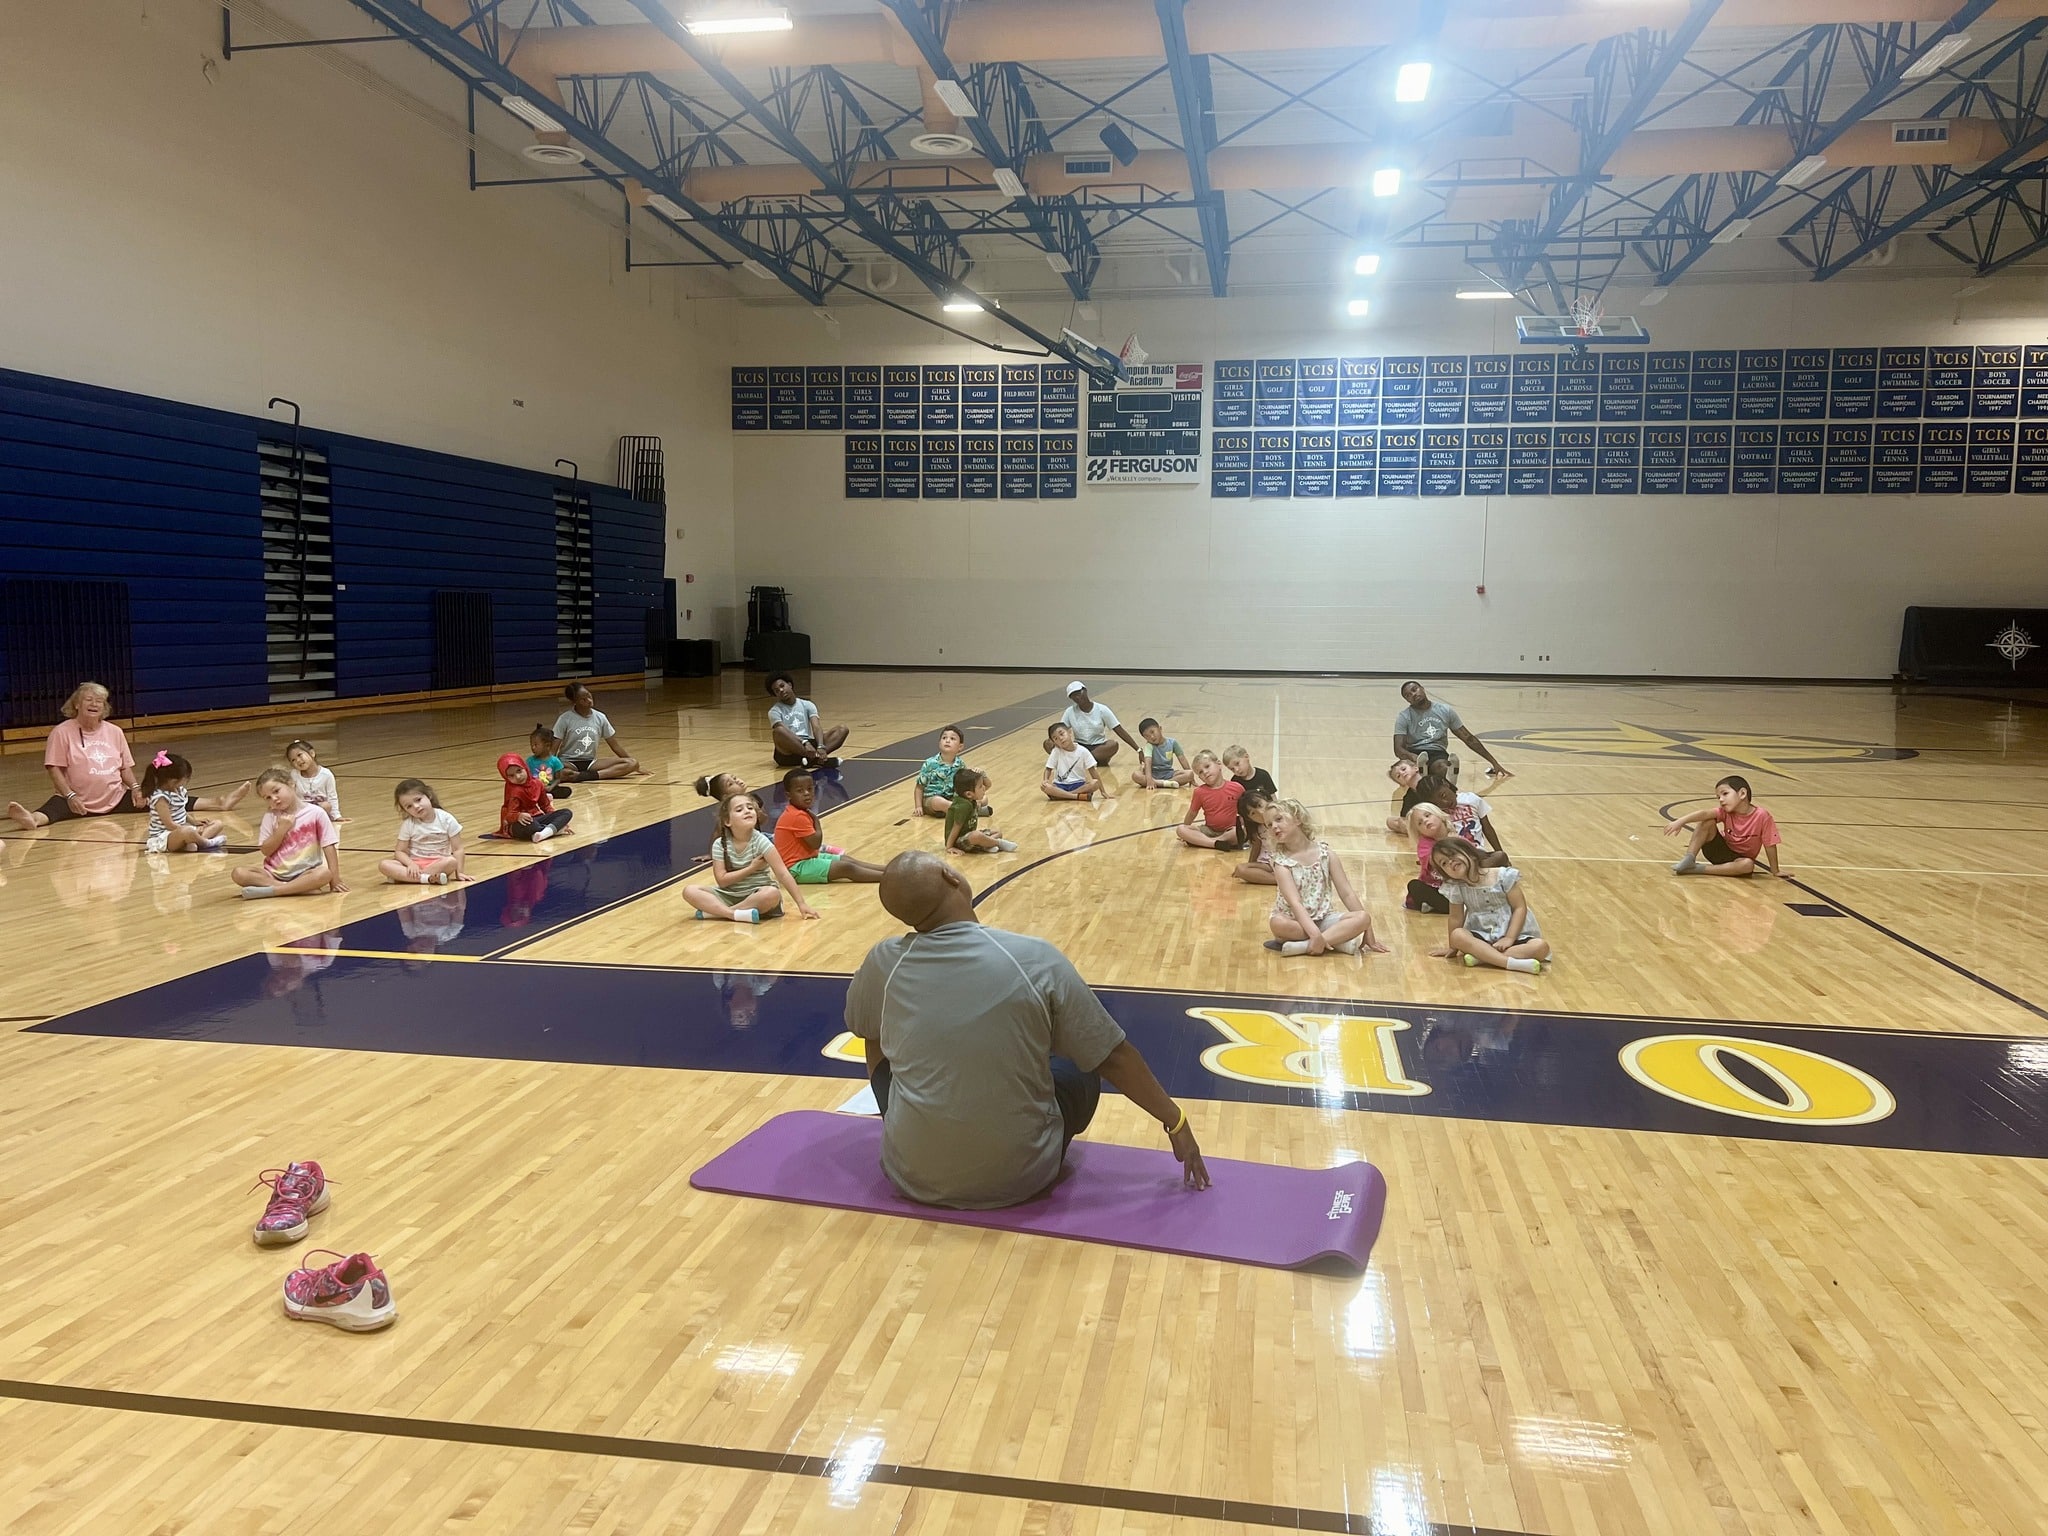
[1063, 155, 1116, 179]
[1892, 121, 1949, 144]
[910, 131, 977, 157]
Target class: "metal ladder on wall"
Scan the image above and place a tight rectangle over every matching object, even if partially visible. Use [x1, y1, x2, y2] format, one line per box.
[258, 436, 336, 703]
[554, 477, 594, 678]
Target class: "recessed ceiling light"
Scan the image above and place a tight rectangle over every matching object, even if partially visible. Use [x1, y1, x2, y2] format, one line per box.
[1346, 298, 1370, 317]
[1901, 33, 1972, 79]
[1353, 252, 1382, 276]
[1780, 154, 1828, 187]
[1371, 167, 1401, 198]
[499, 96, 562, 132]
[930, 78, 979, 118]
[1394, 62, 1432, 103]
[683, 6, 792, 36]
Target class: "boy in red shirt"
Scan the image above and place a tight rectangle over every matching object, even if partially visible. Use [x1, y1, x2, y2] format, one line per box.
[1175, 750, 1244, 849]
[1665, 775, 1782, 877]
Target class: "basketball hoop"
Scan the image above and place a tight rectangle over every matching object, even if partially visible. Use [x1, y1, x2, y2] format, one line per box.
[1568, 295, 1604, 336]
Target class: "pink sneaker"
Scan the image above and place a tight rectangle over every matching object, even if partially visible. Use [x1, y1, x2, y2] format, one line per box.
[251, 1162, 330, 1247]
[281, 1251, 396, 1332]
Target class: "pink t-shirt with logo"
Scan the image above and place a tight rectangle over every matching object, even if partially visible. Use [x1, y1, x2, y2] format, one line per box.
[1717, 804, 1780, 858]
[44, 719, 134, 813]
[260, 803, 338, 879]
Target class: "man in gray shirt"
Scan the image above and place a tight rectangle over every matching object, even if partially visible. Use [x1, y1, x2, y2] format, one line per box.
[846, 852, 1210, 1209]
[1392, 680, 1513, 783]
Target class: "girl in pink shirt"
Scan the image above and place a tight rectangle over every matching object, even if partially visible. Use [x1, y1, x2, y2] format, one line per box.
[1666, 775, 1783, 877]
[7, 682, 142, 831]
[232, 770, 347, 899]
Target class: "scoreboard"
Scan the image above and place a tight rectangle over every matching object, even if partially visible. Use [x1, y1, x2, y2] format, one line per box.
[1085, 363, 1205, 484]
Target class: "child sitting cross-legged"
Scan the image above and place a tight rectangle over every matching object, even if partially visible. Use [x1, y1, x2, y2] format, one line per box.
[1427, 835, 1550, 973]
[1040, 722, 1102, 802]
[1263, 799, 1389, 957]
[1175, 750, 1243, 849]
[685, 791, 816, 923]
[1230, 788, 1277, 885]
[1131, 717, 1193, 788]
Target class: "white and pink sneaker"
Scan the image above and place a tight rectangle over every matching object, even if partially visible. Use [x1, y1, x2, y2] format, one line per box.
[281, 1251, 396, 1332]
[251, 1162, 330, 1247]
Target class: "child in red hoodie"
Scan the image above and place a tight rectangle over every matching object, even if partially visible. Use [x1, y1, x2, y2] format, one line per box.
[498, 753, 572, 842]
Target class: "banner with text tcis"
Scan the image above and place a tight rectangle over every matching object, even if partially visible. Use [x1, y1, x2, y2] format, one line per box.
[1086, 363, 1204, 484]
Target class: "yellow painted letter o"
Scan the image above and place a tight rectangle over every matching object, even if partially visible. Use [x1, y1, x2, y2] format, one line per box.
[1619, 1035, 1895, 1126]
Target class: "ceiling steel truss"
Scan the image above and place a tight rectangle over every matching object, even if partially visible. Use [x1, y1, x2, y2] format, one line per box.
[300, 0, 2048, 312]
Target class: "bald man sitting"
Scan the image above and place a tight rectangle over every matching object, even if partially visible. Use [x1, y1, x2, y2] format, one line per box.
[846, 852, 1210, 1209]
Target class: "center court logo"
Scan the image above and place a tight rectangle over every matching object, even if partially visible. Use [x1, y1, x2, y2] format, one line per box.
[1483, 723, 1916, 776]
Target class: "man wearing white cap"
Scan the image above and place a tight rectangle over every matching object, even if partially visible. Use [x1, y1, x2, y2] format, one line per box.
[1061, 681, 1144, 769]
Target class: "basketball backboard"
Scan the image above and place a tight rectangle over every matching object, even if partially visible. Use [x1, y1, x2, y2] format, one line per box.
[1516, 314, 1650, 346]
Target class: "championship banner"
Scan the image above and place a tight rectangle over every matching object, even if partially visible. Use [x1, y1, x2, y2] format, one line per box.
[1086, 363, 1204, 484]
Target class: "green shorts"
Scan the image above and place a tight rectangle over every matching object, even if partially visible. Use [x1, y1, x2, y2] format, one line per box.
[790, 856, 835, 884]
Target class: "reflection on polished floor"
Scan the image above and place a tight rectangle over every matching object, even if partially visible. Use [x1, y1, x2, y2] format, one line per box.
[3, 670, 2048, 1534]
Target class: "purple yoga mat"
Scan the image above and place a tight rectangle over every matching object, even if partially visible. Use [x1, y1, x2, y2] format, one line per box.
[689, 1110, 1387, 1273]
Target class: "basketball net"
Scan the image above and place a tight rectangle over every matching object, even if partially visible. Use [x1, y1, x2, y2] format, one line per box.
[1568, 295, 1604, 336]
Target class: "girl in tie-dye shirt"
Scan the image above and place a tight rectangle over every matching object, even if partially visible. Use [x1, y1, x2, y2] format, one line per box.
[232, 769, 346, 899]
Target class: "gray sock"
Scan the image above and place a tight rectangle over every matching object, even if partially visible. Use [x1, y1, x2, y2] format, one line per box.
[1672, 855, 1697, 874]
[995, 837, 1018, 852]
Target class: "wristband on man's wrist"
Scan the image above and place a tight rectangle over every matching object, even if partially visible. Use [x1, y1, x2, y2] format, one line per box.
[1164, 1108, 1186, 1137]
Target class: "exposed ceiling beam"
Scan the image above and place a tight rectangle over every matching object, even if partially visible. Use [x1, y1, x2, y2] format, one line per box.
[615, 0, 1095, 364]
[875, 0, 1099, 300]
[1153, 0, 1230, 296]
[1778, 20, 2048, 275]
[1650, 0, 2001, 283]
[346, 0, 848, 303]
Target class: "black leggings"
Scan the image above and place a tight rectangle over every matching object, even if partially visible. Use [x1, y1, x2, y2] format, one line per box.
[1406, 879, 1451, 914]
[33, 794, 140, 824]
[508, 809, 572, 841]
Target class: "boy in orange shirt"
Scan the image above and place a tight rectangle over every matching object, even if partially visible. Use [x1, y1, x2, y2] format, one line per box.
[774, 769, 886, 884]
[1665, 775, 1783, 877]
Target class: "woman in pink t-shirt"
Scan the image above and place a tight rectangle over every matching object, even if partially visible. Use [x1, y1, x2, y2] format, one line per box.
[6, 682, 143, 831]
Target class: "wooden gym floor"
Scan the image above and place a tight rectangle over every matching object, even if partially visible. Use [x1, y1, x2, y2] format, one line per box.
[2, 671, 2045, 1535]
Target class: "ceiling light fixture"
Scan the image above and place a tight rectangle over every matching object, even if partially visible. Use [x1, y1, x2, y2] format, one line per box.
[1711, 217, 1752, 243]
[1455, 288, 1514, 300]
[645, 192, 692, 221]
[499, 95, 562, 132]
[942, 298, 985, 313]
[930, 77, 979, 118]
[1353, 252, 1382, 276]
[741, 258, 773, 278]
[1901, 33, 1972, 79]
[1045, 251, 1074, 274]
[683, 5, 792, 36]
[992, 166, 1027, 198]
[1394, 61, 1432, 103]
[1780, 153, 1828, 187]
[1371, 167, 1402, 198]
[1346, 298, 1371, 318]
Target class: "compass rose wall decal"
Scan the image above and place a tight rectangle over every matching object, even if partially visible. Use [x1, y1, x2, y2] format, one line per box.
[1482, 724, 1917, 778]
[1989, 620, 2040, 669]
